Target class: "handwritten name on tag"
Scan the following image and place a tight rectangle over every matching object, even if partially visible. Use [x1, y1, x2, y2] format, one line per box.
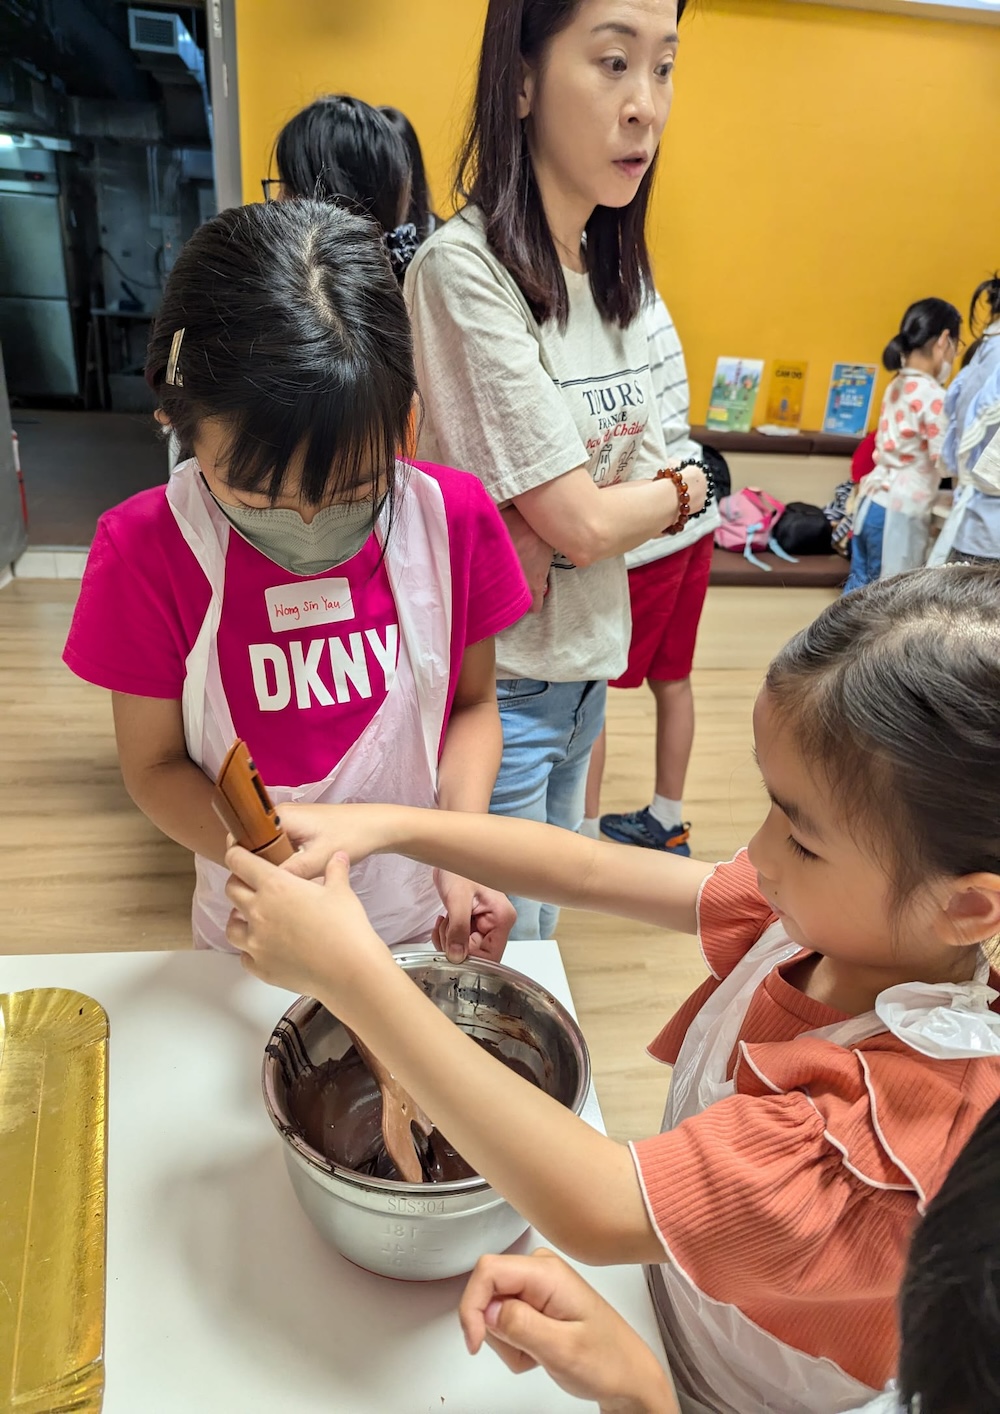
[264, 579, 354, 633]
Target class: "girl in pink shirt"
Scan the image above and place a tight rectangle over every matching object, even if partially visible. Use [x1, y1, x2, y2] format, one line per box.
[226, 566, 1000, 1413]
[64, 199, 531, 955]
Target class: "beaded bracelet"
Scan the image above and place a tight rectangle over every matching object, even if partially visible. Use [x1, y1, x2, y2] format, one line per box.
[655, 459, 715, 535]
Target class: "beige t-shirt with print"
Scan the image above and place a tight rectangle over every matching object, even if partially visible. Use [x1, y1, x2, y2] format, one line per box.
[405, 207, 669, 682]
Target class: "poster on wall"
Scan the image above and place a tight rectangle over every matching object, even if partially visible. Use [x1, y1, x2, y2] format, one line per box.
[764, 361, 809, 429]
[705, 357, 765, 433]
[822, 363, 878, 437]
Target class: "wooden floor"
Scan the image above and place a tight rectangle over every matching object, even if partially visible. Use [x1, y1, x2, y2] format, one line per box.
[0, 578, 836, 1142]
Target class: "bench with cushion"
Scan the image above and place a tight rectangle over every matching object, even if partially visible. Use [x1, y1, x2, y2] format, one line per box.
[693, 425, 857, 589]
[708, 546, 848, 589]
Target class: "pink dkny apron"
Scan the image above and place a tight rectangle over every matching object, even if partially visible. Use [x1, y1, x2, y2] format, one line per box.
[166, 459, 450, 951]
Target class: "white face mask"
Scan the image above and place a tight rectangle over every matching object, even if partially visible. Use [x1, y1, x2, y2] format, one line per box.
[938, 359, 953, 385]
[208, 488, 380, 576]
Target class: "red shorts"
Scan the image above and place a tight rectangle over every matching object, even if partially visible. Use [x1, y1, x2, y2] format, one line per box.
[611, 534, 713, 689]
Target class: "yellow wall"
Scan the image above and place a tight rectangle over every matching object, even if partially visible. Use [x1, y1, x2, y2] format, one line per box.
[237, 0, 1000, 431]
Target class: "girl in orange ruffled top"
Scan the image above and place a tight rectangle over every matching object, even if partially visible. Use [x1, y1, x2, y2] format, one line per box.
[226, 566, 1000, 1414]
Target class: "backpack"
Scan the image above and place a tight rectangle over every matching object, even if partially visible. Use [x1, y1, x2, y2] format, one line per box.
[823, 480, 857, 558]
[714, 487, 798, 571]
[772, 502, 833, 557]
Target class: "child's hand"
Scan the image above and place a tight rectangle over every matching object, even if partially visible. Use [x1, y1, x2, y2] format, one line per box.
[459, 1250, 678, 1414]
[433, 872, 516, 964]
[225, 846, 391, 998]
[276, 803, 397, 881]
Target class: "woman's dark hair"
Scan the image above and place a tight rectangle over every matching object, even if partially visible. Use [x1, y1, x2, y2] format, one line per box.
[883, 297, 962, 372]
[457, 0, 688, 329]
[962, 272, 1000, 369]
[380, 105, 441, 241]
[766, 567, 1000, 905]
[898, 1097, 1000, 1413]
[145, 201, 415, 515]
[275, 95, 411, 236]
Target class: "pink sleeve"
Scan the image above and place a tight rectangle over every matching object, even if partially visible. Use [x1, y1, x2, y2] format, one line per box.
[431, 465, 531, 645]
[63, 516, 189, 698]
[464, 479, 531, 643]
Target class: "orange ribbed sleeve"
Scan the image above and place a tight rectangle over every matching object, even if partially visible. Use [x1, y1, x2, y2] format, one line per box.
[630, 1091, 915, 1391]
[649, 851, 780, 1064]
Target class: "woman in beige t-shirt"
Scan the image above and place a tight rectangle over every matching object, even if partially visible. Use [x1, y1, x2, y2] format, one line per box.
[406, 0, 708, 939]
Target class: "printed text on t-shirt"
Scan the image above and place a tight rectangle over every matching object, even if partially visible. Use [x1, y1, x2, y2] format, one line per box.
[562, 367, 649, 485]
[249, 625, 399, 711]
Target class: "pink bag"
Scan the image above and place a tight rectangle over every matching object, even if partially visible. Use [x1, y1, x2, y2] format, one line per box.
[714, 487, 797, 572]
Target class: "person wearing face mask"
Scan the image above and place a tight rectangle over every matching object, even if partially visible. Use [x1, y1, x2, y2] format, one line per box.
[63, 199, 531, 956]
[845, 298, 961, 591]
[405, 0, 711, 941]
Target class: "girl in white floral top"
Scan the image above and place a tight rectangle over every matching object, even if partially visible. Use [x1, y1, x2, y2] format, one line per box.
[845, 298, 961, 590]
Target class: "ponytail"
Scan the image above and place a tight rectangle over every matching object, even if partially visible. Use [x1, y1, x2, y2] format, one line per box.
[883, 297, 963, 373]
[882, 334, 908, 372]
[964, 273, 1000, 366]
[970, 272, 1000, 334]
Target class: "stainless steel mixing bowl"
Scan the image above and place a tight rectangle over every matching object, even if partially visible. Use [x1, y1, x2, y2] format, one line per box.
[262, 951, 591, 1281]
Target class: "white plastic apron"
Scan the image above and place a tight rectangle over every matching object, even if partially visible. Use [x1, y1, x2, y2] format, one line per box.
[165, 460, 451, 951]
[851, 488, 876, 539]
[881, 460, 937, 578]
[648, 922, 1000, 1414]
[926, 482, 974, 566]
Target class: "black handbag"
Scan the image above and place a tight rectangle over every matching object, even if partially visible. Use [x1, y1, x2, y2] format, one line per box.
[772, 502, 834, 556]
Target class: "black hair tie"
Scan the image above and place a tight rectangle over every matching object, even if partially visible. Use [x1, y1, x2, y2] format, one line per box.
[384, 222, 419, 281]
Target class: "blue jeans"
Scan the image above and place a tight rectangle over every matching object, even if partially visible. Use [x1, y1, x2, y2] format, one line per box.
[491, 678, 607, 940]
[844, 501, 886, 593]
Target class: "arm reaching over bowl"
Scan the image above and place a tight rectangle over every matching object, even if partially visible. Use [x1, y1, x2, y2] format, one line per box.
[273, 801, 713, 935]
[226, 843, 665, 1266]
[227, 842, 664, 1266]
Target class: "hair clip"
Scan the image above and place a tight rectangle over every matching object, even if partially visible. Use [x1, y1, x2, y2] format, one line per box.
[165, 327, 185, 387]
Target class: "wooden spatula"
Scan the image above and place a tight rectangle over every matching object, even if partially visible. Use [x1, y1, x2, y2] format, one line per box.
[345, 1029, 434, 1184]
[212, 740, 294, 866]
[212, 739, 434, 1184]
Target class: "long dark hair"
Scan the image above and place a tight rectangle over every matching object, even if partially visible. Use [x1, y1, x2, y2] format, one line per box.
[766, 566, 1000, 906]
[146, 201, 415, 519]
[898, 1098, 1000, 1412]
[882, 297, 962, 373]
[457, 0, 688, 329]
[380, 105, 441, 241]
[275, 95, 411, 236]
[962, 272, 1000, 369]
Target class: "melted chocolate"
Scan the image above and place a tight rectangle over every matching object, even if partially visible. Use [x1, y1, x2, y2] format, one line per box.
[287, 1036, 539, 1184]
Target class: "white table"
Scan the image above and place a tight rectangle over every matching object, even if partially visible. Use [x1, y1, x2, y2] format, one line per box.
[1, 944, 665, 1412]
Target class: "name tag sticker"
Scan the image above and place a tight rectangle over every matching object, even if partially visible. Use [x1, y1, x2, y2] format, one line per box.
[264, 579, 354, 633]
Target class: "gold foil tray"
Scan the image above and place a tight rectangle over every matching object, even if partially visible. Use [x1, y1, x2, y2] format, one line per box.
[0, 989, 108, 1413]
